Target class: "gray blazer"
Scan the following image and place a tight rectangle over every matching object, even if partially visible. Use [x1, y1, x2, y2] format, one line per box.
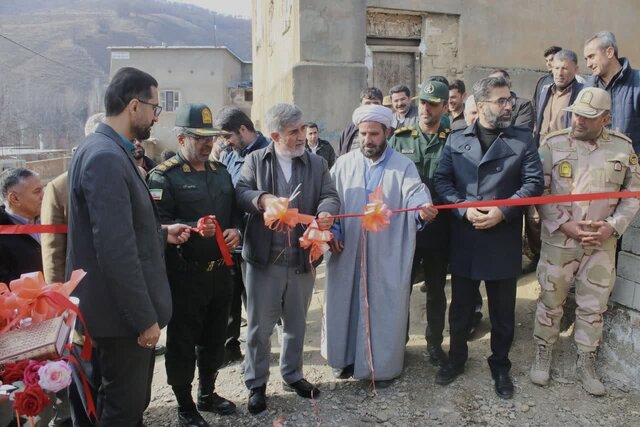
[434, 124, 543, 280]
[235, 143, 340, 271]
[67, 123, 171, 338]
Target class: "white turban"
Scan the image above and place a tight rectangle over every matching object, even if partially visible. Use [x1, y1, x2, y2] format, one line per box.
[352, 104, 393, 128]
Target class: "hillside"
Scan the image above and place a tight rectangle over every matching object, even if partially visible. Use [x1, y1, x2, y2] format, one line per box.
[0, 0, 252, 149]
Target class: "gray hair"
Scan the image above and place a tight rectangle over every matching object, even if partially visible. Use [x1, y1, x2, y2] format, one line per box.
[0, 168, 37, 204]
[554, 49, 578, 64]
[265, 103, 303, 133]
[586, 31, 618, 57]
[173, 126, 189, 137]
[472, 77, 510, 102]
[84, 112, 105, 136]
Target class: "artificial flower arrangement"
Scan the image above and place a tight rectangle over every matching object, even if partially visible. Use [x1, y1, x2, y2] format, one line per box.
[0, 270, 86, 426]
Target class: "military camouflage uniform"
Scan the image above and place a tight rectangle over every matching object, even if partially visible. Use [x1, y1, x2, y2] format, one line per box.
[534, 128, 640, 352]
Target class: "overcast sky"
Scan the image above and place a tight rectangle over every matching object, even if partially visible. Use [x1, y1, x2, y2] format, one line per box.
[170, 0, 251, 18]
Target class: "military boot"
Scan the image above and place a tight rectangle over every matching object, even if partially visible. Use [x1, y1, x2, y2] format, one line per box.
[530, 344, 552, 386]
[197, 371, 236, 415]
[576, 351, 606, 396]
[173, 385, 210, 427]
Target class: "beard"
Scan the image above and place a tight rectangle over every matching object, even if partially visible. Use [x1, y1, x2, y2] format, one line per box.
[133, 119, 153, 141]
[484, 108, 512, 129]
[132, 148, 144, 159]
[361, 141, 387, 160]
[275, 144, 305, 159]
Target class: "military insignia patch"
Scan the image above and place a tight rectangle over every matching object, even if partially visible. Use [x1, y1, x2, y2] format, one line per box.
[580, 91, 593, 104]
[149, 189, 163, 201]
[170, 158, 179, 165]
[630, 153, 639, 165]
[439, 132, 447, 139]
[401, 148, 415, 154]
[411, 130, 418, 136]
[425, 83, 435, 94]
[202, 108, 213, 124]
[614, 162, 623, 171]
[559, 161, 572, 178]
[182, 164, 191, 173]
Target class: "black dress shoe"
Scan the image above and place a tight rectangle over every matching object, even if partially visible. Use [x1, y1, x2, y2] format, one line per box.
[197, 393, 236, 415]
[283, 378, 321, 399]
[178, 408, 210, 427]
[426, 344, 448, 367]
[332, 364, 354, 379]
[247, 385, 267, 415]
[493, 372, 514, 399]
[435, 364, 464, 385]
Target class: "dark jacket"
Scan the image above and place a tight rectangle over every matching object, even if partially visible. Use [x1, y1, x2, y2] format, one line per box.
[533, 79, 584, 146]
[531, 72, 554, 116]
[141, 155, 157, 173]
[337, 123, 358, 156]
[586, 57, 640, 152]
[511, 91, 535, 130]
[434, 124, 544, 280]
[235, 143, 340, 271]
[67, 123, 171, 338]
[223, 132, 270, 185]
[0, 206, 42, 285]
[306, 138, 336, 168]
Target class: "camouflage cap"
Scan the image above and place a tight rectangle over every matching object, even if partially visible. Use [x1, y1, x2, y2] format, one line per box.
[417, 80, 449, 104]
[175, 104, 230, 136]
[563, 87, 612, 118]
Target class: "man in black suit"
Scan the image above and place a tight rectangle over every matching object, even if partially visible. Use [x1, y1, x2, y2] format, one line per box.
[434, 76, 544, 399]
[67, 67, 191, 426]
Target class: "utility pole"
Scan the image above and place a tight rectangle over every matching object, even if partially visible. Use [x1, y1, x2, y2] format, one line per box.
[213, 14, 218, 47]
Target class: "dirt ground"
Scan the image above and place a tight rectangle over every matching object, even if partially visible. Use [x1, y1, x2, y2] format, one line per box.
[143, 261, 640, 427]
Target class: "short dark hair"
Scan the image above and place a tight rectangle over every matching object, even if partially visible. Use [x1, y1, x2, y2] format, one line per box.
[389, 84, 411, 97]
[214, 106, 255, 133]
[543, 46, 562, 57]
[489, 69, 511, 87]
[104, 67, 158, 116]
[449, 79, 466, 94]
[306, 122, 318, 130]
[473, 77, 511, 102]
[429, 75, 450, 86]
[0, 168, 37, 204]
[360, 87, 383, 102]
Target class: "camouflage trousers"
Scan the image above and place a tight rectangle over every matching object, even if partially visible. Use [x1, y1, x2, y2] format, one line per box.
[533, 240, 616, 352]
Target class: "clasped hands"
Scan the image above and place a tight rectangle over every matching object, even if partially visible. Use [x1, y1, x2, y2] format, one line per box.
[466, 207, 505, 229]
[560, 220, 615, 247]
[195, 217, 241, 250]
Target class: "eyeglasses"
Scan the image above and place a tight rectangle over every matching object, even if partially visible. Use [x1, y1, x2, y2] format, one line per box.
[482, 97, 515, 108]
[136, 98, 163, 117]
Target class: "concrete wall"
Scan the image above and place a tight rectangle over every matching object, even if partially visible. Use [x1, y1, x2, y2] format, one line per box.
[109, 47, 245, 157]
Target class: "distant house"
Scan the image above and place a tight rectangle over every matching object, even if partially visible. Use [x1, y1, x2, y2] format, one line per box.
[108, 46, 252, 159]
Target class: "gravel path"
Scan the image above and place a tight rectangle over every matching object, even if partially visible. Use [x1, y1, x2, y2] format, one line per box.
[144, 264, 640, 426]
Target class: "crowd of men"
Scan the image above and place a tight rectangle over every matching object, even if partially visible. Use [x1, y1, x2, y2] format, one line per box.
[1, 30, 639, 427]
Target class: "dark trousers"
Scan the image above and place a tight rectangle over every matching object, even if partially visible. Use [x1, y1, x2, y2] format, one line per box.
[92, 336, 155, 427]
[411, 247, 449, 345]
[225, 254, 246, 351]
[448, 275, 517, 375]
[165, 267, 232, 393]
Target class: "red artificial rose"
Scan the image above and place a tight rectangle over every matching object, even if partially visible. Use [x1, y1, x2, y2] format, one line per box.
[13, 384, 51, 417]
[23, 360, 46, 386]
[0, 360, 29, 383]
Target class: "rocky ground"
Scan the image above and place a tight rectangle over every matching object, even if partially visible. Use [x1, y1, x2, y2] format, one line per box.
[144, 262, 640, 427]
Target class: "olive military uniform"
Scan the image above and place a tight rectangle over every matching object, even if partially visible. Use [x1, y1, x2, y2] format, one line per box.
[147, 151, 240, 411]
[390, 122, 452, 348]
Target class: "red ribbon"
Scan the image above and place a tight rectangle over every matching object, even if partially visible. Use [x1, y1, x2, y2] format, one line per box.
[191, 216, 234, 267]
[0, 224, 68, 234]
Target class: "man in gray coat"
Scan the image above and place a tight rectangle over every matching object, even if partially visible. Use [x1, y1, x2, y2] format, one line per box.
[235, 103, 340, 415]
[434, 76, 543, 400]
[67, 67, 191, 426]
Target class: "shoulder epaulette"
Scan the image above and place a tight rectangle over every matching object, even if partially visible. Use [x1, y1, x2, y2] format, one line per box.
[151, 156, 182, 175]
[394, 126, 415, 135]
[608, 129, 633, 143]
[439, 128, 452, 139]
[541, 128, 570, 144]
[208, 160, 227, 171]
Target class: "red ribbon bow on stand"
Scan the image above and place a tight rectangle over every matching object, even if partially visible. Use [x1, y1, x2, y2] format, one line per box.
[191, 215, 234, 267]
[299, 220, 333, 265]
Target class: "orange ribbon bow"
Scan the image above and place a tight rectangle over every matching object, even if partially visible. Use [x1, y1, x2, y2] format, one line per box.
[361, 186, 392, 232]
[299, 220, 333, 263]
[263, 196, 315, 231]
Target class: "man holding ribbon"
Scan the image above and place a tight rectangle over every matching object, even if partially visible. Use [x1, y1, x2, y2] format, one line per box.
[235, 103, 339, 415]
[530, 87, 640, 396]
[147, 103, 241, 426]
[434, 76, 544, 399]
[322, 104, 437, 388]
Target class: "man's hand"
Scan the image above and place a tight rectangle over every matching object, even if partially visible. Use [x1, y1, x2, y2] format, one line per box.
[165, 223, 191, 244]
[328, 239, 344, 253]
[199, 217, 216, 238]
[258, 193, 278, 211]
[465, 207, 484, 224]
[470, 207, 504, 230]
[223, 228, 241, 250]
[578, 220, 616, 247]
[316, 211, 334, 230]
[137, 322, 161, 349]
[419, 204, 438, 222]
